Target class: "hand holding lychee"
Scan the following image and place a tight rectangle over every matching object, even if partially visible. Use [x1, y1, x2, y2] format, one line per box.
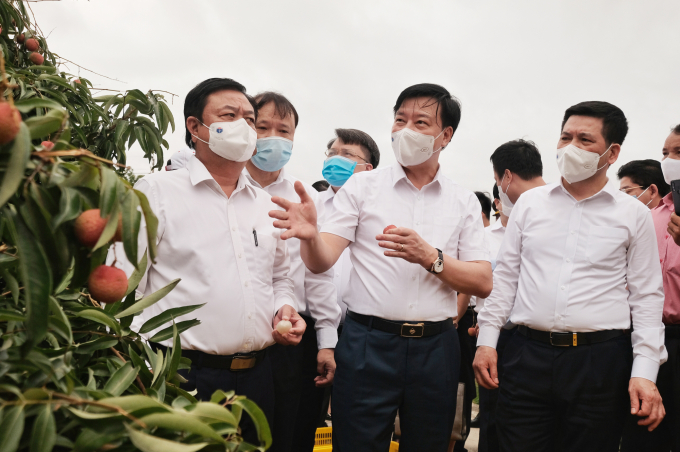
[275, 320, 292, 334]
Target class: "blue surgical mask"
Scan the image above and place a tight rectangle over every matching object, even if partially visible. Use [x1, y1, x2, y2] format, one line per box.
[322, 156, 358, 187]
[251, 137, 293, 172]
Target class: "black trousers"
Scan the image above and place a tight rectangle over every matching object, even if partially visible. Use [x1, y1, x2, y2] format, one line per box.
[180, 352, 275, 446]
[454, 307, 478, 452]
[332, 315, 461, 452]
[496, 332, 632, 452]
[621, 325, 680, 452]
[478, 327, 514, 452]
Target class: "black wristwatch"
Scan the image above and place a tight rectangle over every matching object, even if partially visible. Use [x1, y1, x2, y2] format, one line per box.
[428, 248, 444, 274]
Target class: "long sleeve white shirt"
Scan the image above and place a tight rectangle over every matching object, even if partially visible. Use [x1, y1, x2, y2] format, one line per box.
[477, 180, 667, 382]
[243, 168, 341, 349]
[119, 157, 295, 356]
[472, 220, 506, 312]
[321, 164, 490, 321]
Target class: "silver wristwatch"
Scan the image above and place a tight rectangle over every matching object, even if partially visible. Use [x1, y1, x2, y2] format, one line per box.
[428, 248, 444, 274]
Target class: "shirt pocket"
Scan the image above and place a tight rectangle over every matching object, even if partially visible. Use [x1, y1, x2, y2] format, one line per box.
[255, 232, 277, 257]
[432, 215, 464, 249]
[586, 226, 628, 269]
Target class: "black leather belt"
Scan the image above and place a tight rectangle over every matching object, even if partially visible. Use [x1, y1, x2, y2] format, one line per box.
[150, 342, 267, 371]
[347, 310, 454, 338]
[517, 325, 628, 347]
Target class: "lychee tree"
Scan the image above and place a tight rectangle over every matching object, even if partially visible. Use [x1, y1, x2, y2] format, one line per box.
[0, 2, 272, 452]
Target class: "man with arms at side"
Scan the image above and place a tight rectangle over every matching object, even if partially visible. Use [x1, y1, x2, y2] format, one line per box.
[623, 124, 680, 451]
[270, 83, 492, 452]
[243, 91, 341, 452]
[618, 159, 668, 210]
[126, 78, 305, 445]
[474, 101, 666, 452]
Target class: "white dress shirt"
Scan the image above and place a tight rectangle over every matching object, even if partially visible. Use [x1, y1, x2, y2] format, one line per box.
[321, 164, 490, 322]
[122, 157, 295, 356]
[478, 180, 667, 382]
[244, 168, 341, 349]
[473, 220, 506, 313]
[318, 187, 352, 322]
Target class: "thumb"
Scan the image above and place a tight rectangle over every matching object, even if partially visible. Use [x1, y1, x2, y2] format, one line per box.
[317, 358, 326, 376]
[294, 181, 312, 205]
[630, 386, 640, 415]
[489, 359, 499, 385]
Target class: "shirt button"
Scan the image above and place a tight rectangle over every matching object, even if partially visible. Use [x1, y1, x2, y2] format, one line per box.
[409, 304, 414, 308]
[232, 227, 236, 231]
[412, 276, 416, 281]
[417, 195, 422, 200]
[238, 253, 242, 258]
[416, 221, 421, 225]
[570, 231, 575, 235]
[561, 286, 565, 290]
[566, 258, 570, 263]
[244, 281, 249, 287]
[248, 313, 252, 319]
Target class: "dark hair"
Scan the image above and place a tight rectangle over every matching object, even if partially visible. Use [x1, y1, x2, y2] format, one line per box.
[673, 124, 680, 135]
[312, 180, 330, 192]
[254, 91, 299, 127]
[475, 191, 492, 221]
[617, 159, 670, 197]
[490, 139, 543, 180]
[393, 83, 462, 136]
[327, 128, 380, 168]
[184, 78, 257, 148]
[492, 183, 499, 201]
[561, 101, 628, 146]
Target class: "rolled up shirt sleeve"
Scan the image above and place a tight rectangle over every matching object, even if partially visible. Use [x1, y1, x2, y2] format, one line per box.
[320, 177, 360, 242]
[272, 233, 296, 317]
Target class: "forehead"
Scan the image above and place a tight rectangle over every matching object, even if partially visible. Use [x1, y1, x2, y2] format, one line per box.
[619, 176, 636, 188]
[396, 96, 440, 119]
[204, 89, 252, 111]
[665, 132, 680, 149]
[562, 115, 604, 138]
[331, 138, 362, 151]
[256, 102, 296, 128]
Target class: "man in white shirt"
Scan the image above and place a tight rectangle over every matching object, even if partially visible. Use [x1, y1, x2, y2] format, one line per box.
[474, 101, 666, 452]
[270, 83, 492, 452]
[242, 91, 341, 452]
[127, 78, 305, 445]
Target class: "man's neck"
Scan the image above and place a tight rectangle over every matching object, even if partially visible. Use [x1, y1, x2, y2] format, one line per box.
[562, 172, 609, 201]
[195, 147, 245, 198]
[515, 176, 547, 195]
[331, 185, 339, 193]
[245, 160, 281, 188]
[403, 161, 439, 190]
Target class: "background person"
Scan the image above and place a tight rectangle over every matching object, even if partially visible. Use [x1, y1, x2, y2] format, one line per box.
[313, 179, 330, 192]
[617, 159, 669, 209]
[474, 101, 666, 452]
[475, 191, 493, 227]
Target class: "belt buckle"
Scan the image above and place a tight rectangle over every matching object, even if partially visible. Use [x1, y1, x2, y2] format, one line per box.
[549, 332, 571, 347]
[230, 354, 256, 371]
[401, 323, 424, 338]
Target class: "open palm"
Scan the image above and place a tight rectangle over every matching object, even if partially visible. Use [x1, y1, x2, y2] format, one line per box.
[269, 181, 319, 241]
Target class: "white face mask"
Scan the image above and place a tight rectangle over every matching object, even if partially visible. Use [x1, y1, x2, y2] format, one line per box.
[556, 143, 612, 184]
[192, 118, 257, 162]
[661, 157, 680, 185]
[498, 173, 514, 217]
[391, 128, 445, 167]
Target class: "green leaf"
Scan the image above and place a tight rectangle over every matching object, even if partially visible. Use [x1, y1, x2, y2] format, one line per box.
[126, 251, 147, 295]
[73, 428, 120, 452]
[14, 97, 63, 113]
[186, 402, 237, 426]
[76, 308, 121, 336]
[0, 308, 25, 321]
[138, 304, 205, 334]
[103, 361, 139, 396]
[0, 405, 25, 452]
[125, 424, 209, 452]
[121, 189, 140, 266]
[0, 123, 31, 209]
[134, 189, 158, 262]
[74, 336, 119, 354]
[129, 347, 154, 381]
[99, 166, 119, 217]
[96, 395, 168, 414]
[233, 398, 272, 449]
[1, 269, 19, 304]
[30, 404, 56, 452]
[115, 278, 180, 319]
[24, 108, 67, 140]
[209, 390, 235, 405]
[139, 412, 224, 442]
[67, 408, 120, 420]
[161, 102, 175, 133]
[167, 322, 182, 379]
[52, 187, 82, 228]
[148, 319, 200, 343]
[92, 201, 119, 251]
[48, 296, 73, 343]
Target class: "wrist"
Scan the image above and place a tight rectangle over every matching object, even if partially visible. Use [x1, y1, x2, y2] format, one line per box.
[421, 246, 438, 269]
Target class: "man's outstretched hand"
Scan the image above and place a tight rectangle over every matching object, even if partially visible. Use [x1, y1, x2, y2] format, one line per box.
[272, 304, 306, 346]
[270, 181, 319, 241]
[629, 377, 665, 431]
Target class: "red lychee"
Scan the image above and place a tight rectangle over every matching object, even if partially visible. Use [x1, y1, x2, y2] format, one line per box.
[24, 38, 38, 51]
[41, 141, 54, 151]
[28, 52, 43, 65]
[17, 33, 25, 44]
[88, 265, 128, 303]
[383, 225, 397, 234]
[468, 327, 476, 337]
[0, 102, 21, 145]
[74, 209, 107, 248]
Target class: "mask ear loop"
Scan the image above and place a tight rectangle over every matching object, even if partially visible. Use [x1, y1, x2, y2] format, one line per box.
[433, 129, 447, 154]
[596, 144, 614, 171]
[500, 173, 511, 195]
[190, 120, 213, 146]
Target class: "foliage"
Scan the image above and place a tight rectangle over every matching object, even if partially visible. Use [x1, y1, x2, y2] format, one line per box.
[0, 2, 272, 451]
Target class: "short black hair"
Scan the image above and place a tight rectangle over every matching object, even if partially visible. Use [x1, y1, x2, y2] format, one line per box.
[312, 180, 329, 192]
[673, 124, 680, 135]
[492, 183, 499, 201]
[490, 139, 543, 180]
[617, 159, 670, 197]
[327, 128, 380, 168]
[475, 191, 492, 221]
[184, 78, 257, 148]
[562, 101, 628, 146]
[254, 91, 299, 127]
[393, 83, 462, 137]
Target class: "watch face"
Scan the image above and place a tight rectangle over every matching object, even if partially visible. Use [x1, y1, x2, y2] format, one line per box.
[434, 259, 444, 273]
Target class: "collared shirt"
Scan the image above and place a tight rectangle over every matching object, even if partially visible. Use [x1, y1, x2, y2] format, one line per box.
[318, 187, 352, 322]
[123, 157, 295, 356]
[321, 164, 490, 322]
[651, 193, 680, 325]
[244, 167, 340, 349]
[478, 180, 667, 382]
[473, 220, 506, 312]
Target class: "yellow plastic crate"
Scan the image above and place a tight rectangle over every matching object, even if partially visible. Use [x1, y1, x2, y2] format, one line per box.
[313, 427, 399, 451]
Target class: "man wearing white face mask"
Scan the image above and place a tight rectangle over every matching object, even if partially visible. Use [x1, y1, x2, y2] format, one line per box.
[474, 101, 666, 452]
[242, 91, 341, 452]
[269, 83, 492, 452]
[119, 78, 305, 447]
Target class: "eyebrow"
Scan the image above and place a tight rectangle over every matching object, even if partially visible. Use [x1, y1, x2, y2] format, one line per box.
[219, 104, 255, 116]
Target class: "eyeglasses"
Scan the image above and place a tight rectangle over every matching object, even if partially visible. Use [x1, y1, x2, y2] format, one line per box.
[620, 186, 647, 194]
[325, 149, 369, 163]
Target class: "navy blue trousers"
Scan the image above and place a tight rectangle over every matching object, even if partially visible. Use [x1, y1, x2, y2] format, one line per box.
[332, 315, 461, 452]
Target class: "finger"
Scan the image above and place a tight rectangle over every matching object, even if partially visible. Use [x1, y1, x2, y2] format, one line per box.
[271, 196, 293, 211]
[272, 220, 292, 230]
[375, 233, 408, 242]
[272, 330, 291, 345]
[381, 227, 410, 237]
[294, 181, 313, 205]
[638, 397, 652, 417]
[383, 251, 409, 258]
[315, 375, 332, 387]
[378, 241, 403, 251]
[648, 405, 664, 431]
[269, 210, 289, 220]
[630, 386, 640, 415]
[489, 361, 500, 386]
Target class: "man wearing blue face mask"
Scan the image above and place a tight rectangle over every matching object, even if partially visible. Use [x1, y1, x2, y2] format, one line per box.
[243, 92, 341, 452]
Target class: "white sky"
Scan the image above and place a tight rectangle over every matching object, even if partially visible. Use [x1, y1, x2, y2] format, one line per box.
[34, 0, 680, 193]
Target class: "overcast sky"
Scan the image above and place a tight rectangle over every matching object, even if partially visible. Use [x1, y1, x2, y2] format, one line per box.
[33, 0, 680, 193]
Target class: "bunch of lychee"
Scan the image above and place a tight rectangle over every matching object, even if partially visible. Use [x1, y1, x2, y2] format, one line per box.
[74, 209, 128, 304]
[17, 32, 43, 65]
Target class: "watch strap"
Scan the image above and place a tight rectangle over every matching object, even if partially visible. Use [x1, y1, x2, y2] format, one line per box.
[428, 248, 444, 274]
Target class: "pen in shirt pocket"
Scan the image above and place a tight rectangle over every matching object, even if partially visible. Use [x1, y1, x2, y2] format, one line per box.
[252, 228, 258, 246]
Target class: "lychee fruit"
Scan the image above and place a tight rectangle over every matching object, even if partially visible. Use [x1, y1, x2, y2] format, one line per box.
[383, 225, 397, 234]
[41, 141, 54, 151]
[74, 79, 82, 84]
[0, 102, 21, 145]
[88, 265, 128, 303]
[24, 38, 38, 51]
[74, 209, 107, 248]
[113, 214, 123, 242]
[468, 327, 476, 337]
[28, 52, 43, 65]
[276, 320, 292, 334]
[17, 33, 25, 44]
